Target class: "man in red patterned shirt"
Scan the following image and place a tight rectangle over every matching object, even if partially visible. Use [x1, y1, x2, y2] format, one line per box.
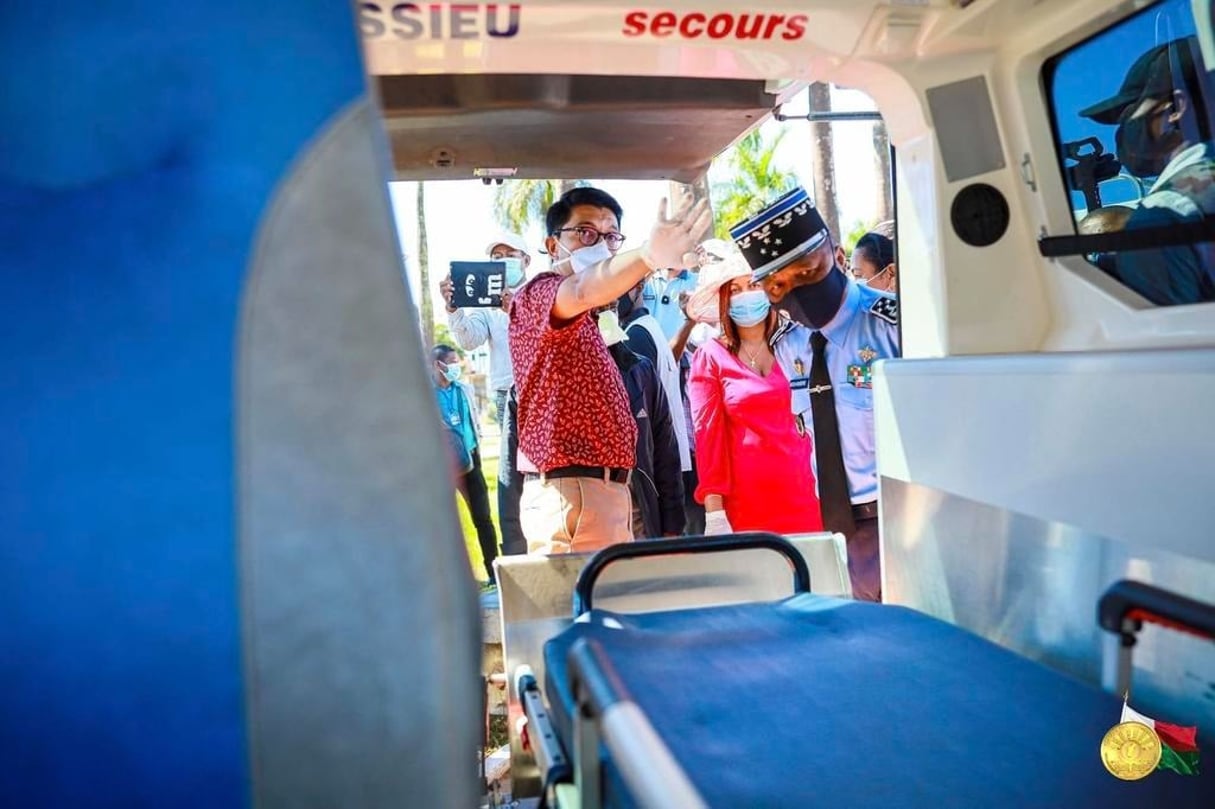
[509, 186, 710, 553]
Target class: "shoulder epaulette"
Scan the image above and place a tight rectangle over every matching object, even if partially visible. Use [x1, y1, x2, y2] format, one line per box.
[868, 296, 898, 325]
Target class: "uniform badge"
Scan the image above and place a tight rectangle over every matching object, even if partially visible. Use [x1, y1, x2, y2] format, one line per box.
[793, 358, 804, 377]
[858, 346, 877, 364]
[869, 296, 898, 325]
[795, 413, 806, 436]
[847, 364, 873, 388]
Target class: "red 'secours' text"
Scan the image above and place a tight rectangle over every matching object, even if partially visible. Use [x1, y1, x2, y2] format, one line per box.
[622, 10, 808, 41]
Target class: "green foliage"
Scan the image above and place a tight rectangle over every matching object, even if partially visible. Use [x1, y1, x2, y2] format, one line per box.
[709, 129, 798, 239]
[843, 219, 877, 253]
[492, 179, 589, 235]
[432, 322, 464, 356]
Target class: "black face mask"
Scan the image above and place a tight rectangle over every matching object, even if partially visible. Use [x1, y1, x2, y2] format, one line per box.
[788, 265, 848, 329]
[1116, 102, 1171, 177]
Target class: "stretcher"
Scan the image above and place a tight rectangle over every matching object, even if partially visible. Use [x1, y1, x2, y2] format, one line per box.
[521, 534, 1215, 808]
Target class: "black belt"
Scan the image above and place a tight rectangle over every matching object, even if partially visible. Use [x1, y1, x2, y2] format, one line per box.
[526, 465, 631, 484]
[852, 501, 879, 521]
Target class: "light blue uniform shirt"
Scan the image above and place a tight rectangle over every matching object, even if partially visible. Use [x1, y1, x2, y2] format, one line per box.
[434, 381, 478, 457]
[772, 281, 899, 504]
[643, 270, 699, 340]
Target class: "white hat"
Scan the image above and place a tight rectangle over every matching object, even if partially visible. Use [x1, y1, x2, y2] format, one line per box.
[696, 238, 736, 265]
[684, 249, 752, 325]
[484, 231, 530, 256]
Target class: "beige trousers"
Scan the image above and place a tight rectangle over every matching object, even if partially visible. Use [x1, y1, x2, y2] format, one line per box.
[520, 475, 633, 555]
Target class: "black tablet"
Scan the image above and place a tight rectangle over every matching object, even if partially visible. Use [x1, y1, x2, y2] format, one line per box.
[449, 260, 507, 308]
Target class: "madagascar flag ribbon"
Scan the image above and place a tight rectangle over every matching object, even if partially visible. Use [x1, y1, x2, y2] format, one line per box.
[1122, 702, 1201, 775]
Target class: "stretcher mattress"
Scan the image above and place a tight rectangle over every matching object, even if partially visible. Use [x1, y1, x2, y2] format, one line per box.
[544, 593, 1213, 807]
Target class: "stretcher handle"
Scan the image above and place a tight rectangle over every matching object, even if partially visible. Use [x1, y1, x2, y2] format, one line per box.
[567, 638, 710, 809]
[1098, 579, 1215, 645]
[573, 532, 810, 615]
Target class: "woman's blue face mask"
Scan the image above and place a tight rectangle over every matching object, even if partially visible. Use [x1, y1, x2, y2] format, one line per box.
[728, 289, 770, 327]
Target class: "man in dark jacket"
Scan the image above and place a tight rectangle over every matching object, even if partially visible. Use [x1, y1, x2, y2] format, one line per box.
[597, 307, 685, 539]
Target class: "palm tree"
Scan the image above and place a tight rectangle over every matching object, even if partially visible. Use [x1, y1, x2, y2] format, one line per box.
[416, 182, 434, 345]
[808, 82, 841, 241]
[873, 119, 893, 225]
[709, 128, 797, 239]
[492, 179, 587, 235]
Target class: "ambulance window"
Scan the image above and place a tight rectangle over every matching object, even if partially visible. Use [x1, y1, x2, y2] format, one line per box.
[1043, 0, 1215, 306]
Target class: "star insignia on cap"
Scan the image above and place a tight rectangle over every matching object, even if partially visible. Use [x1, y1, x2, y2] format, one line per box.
[774, 238, 782, 245]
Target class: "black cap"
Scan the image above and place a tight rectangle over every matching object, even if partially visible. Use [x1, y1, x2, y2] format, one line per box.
[729, 187, 829, 281]
[1080, 36, 1201, 124]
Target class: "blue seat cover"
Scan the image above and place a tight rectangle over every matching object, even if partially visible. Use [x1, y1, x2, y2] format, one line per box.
[1, 3, 365, 805]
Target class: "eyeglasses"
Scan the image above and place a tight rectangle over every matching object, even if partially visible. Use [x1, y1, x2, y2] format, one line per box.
[553, 226, 626, 250]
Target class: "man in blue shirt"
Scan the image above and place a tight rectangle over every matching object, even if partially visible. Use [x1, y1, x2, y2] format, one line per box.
[432, 344, 499, 589]
[644, 264, 700, 340]
[730, 188, 899, 601]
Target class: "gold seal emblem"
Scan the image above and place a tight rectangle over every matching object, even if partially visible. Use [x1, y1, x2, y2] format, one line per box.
[1100, 721, 1161, 780]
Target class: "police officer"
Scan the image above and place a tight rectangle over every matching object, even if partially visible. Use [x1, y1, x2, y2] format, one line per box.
[729, 187, 899, 601]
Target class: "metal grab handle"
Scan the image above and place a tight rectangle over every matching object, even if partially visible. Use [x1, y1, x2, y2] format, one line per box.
[1098, 579, 1215, 645]
[567, 639, 709, 809]
[572, 532, 810, 615]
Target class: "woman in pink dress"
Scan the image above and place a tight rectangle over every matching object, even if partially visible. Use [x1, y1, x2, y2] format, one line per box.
[685, 251, 822, 536]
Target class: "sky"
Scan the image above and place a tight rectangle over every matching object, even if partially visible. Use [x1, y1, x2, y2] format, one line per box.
[388, 85, 885, 322]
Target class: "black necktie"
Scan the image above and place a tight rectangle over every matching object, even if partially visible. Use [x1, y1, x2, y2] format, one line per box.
[809, 331, 855, 536]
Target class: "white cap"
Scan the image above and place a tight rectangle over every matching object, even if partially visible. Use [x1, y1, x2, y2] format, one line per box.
[484, 231, 531, 257]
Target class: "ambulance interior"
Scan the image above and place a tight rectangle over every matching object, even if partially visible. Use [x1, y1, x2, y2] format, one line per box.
[5, 0, 1215, 806]
[367, 0, 1215, 801]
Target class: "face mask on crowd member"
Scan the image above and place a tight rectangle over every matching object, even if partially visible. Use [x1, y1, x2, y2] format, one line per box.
[500, 256, 525, 287]
[546, 210, 626, 276]
[1115, 93, 1193, 177]
[438, 359, 462, 383]
[849, 231, 897, 294]
[858, 265, 895, 291]
[552, 238, 615, 274]
[486, 232, 533, 288]
[728, 288, 771, 327]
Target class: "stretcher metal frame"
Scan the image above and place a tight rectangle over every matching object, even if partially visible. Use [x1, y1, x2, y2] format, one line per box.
[523, 534, 1215, 809]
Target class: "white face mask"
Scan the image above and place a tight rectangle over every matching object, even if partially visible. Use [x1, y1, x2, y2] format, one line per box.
[858, 264, 895, 291]
[554, 239, 614, 274]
